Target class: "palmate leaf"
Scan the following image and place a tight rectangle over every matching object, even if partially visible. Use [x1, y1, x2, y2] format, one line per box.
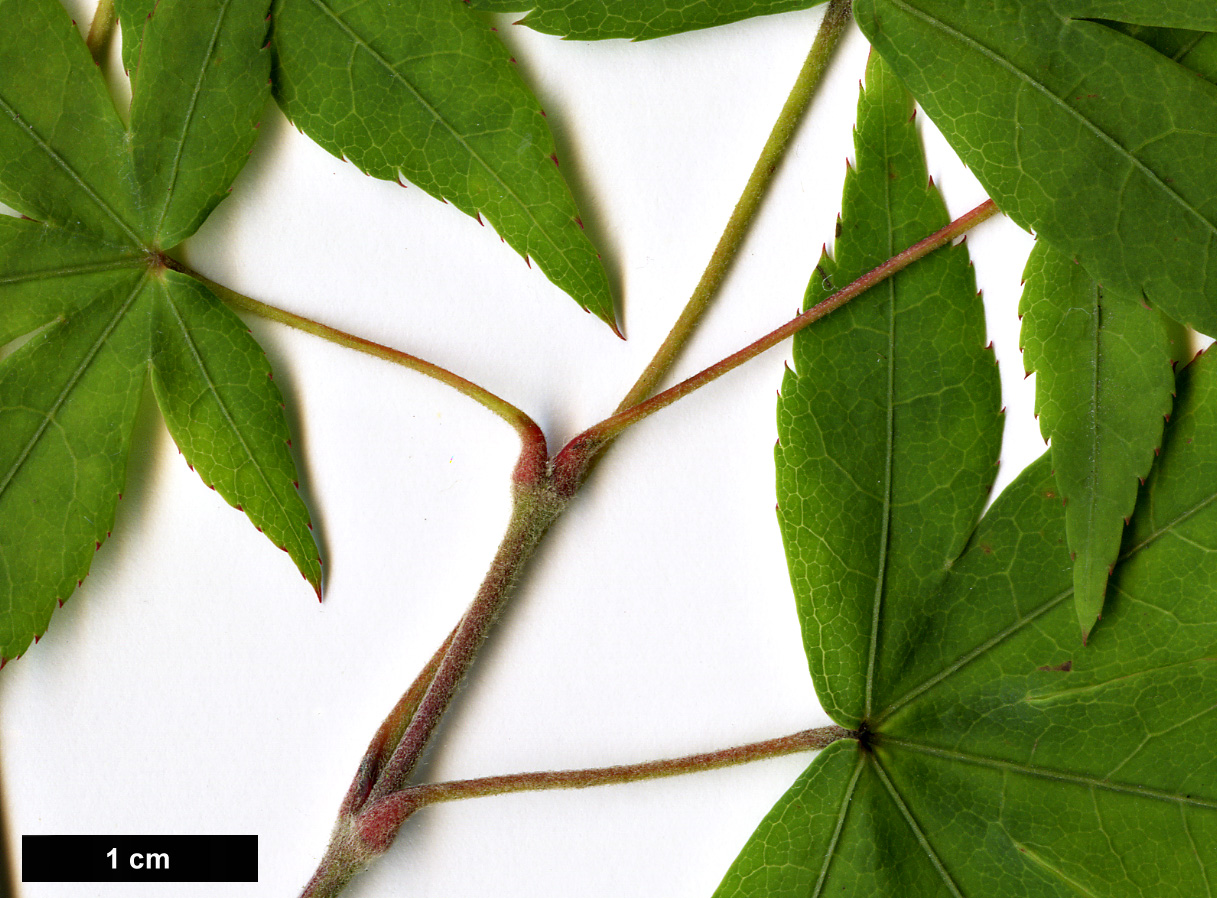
[466, 0, 825, 41]
[716, 51, 1217, 898]
[1019, 243, 1177, 640]
[269, 0, 617, 330]
[855, 0, 1217, 334]
[0, 0, 319, 663]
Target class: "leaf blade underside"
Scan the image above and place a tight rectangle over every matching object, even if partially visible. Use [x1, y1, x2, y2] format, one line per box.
[0, 0, 146, 245]
[0, 0, 321, 664]
[149, 271, 322, 597]
[774, 51, 1001, 727]
[0, 216, 144, 346]
[270, 0, 616, 328]
[1019, 241, 1177, 639]
[855, 0, 1217, 334]
[466, 0, 825, 41]
[0, 273, 150, 661]
[127, 0, 274, 248]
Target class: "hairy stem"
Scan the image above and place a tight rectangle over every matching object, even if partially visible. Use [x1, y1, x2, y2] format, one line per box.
[85, 0, 116, 65]
[402, 725, 851, 807]
[560, 199, 1000, 470]
[618, 0, 854, 413]
[364, 478, 565, 803]
[299, 456, 562, 898]
[177, 265, 545, 454]
[297, 191, 999, 897]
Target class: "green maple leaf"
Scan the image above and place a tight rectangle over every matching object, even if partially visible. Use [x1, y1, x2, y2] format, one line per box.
[714, 52, 1217, 896]
[1019, 243, 1179, 640]
[855, 0, 1217, 334]
[0, 0, 320, 663]
[466, 0, 825, 40]
[118, 0, 618, 330]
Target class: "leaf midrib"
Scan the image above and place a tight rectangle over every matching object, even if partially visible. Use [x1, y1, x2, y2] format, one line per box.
[1081, 282, 1103, 601]
[870, 752, 965, 897]
[0, 256, 143, 286]
[809, 753, 865, 898]
[303, 0, 597, 300]
[158, 281, 307, 563]
[874, 586, 1074, 726]
[150, 0, 236, 242]
[864, 74, 899, 722]
[880, 737, 1217, 812]
[884, 0, 1217, 244]
[0, 90, 142, 248]
[0, 272, 148, 504]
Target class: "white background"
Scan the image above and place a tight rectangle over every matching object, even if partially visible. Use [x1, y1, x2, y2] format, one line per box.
[2, 3, 1044, 896]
